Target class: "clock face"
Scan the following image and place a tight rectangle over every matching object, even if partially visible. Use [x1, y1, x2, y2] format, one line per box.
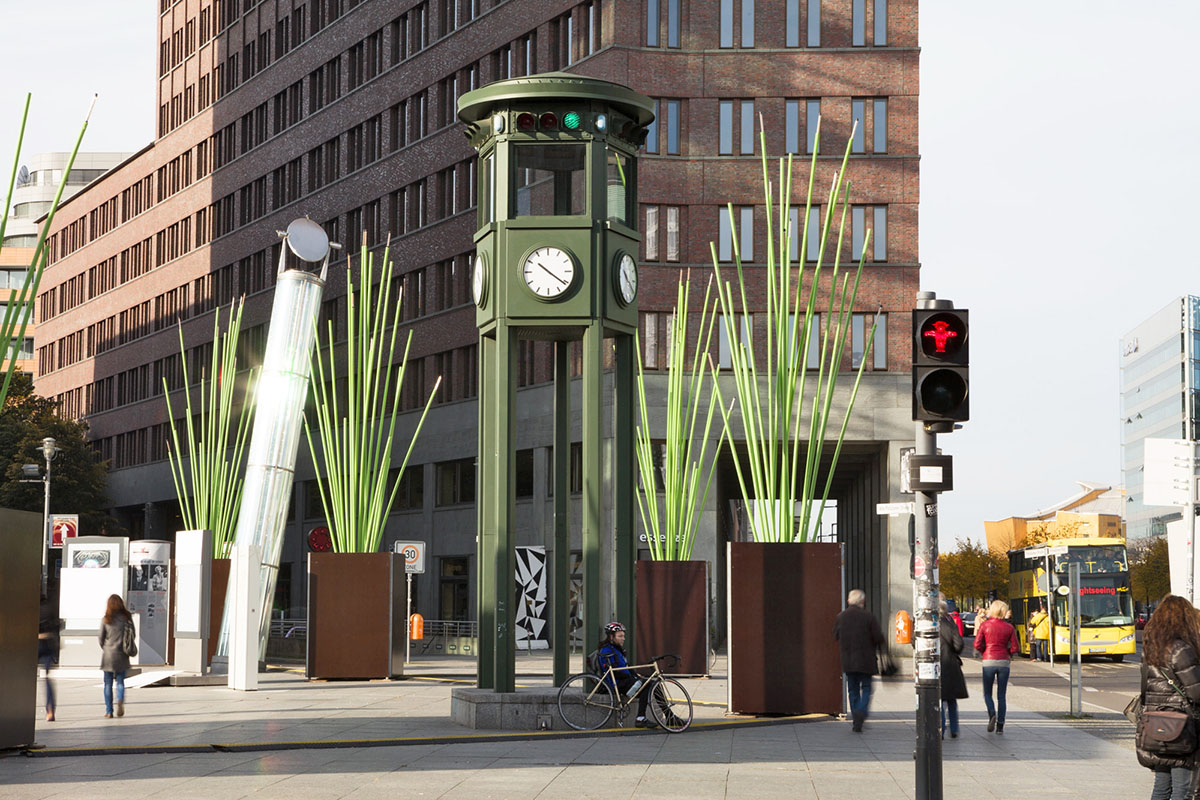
[522, 246, 576, 299]
[616, 253, 638, 306]
[472, 254, 487, 307]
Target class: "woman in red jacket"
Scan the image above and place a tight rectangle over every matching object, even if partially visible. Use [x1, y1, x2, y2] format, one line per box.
[974, 599, 1019, 734]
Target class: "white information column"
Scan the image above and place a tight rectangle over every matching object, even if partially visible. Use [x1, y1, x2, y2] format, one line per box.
[1144, 438, 1199, 603]
[229, 544, 262, 691]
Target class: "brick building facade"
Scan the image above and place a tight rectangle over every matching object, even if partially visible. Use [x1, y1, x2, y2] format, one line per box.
[37, 0, 918, 633]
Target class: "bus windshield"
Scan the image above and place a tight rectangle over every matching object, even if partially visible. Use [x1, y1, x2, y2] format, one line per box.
[1052, 545, 1127, 574]
[1053, 583, 1134, 627]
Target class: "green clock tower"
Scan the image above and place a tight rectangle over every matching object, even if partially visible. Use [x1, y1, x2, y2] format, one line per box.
[458, 74, 654, 692]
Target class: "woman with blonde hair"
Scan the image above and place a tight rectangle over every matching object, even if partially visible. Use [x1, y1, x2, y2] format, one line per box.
[973, 599, 1018, 734]
[98, 594, 135, 719]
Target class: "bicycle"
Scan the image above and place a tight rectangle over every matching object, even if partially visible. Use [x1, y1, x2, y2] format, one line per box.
[557, 653, 693, 733]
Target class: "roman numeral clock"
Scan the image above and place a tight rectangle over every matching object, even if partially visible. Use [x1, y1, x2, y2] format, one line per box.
[458, 74, 654, 693]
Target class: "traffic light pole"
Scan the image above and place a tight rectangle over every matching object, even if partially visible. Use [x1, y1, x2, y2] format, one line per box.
[913, 419, 942, 800]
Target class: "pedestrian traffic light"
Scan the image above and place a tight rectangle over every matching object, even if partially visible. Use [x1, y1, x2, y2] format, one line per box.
[912, 308, 969, 422]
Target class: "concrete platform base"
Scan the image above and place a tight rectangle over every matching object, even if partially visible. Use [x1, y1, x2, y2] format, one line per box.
[168, 673, 229, 687]
[452, 687, 603, 731]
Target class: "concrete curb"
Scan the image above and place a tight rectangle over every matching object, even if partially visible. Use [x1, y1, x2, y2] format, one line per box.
[19, 713, 829, 759]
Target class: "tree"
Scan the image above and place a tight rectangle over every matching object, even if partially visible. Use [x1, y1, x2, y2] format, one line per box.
[0, 374, 121, 535]
[1130, 535, 1170, 607]
[1023, 519, 1082, 547]
[939, 538, 1008, 609]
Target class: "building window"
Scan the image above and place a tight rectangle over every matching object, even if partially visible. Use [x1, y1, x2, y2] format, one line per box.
[851, 98, 887, 154]
[875, 0, 887, 45]
[388, 465, 424, 511]
[719, 0, 753, 47]
[642, 312, 659, 368]
[718, 314, 752, 369]
[851, 312, 887, 370]
[808, 0, 821, 46]
[668, 0, 680, 47]
[666, 206, 680, 261]
[874, 98, 888, 153]
[853, 0, 866, 46]
[788, 206, 823, 262]
[645, 205, 659, 260]
[516, 448, 534, 498]
[648, 0, 659, 45]
[853, 0, 886, 46]
[807, 99, 821, 153]
[718, 206, 754, 262]
[439, 557, 470, 620]
[665, 99, 680, 154]
[851, 205, 887, 262]
[436, 457, 475, 505]
[646, 100, 659, 154]
[719, 100, 754, 155]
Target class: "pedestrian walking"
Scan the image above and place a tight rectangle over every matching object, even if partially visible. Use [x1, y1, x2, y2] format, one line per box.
[99, 594, 135, 719]
[939, 594, 968, 739]
[38, 593, 60, 722]
[974, 599, 1018, 734]
[1136, 594, 1200, 800]
[833, 588, 885, 732]
[1029, 605, 1050, 662]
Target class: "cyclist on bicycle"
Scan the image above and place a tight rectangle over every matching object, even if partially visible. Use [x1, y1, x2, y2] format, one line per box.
[596, 622, 656, 728]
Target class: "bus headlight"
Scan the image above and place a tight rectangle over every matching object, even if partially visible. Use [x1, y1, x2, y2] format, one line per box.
[1119, 633, 1135, 644]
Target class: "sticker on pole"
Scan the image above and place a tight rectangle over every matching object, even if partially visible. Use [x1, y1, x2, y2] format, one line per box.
[913, 556, 926, 578]
[917, 662, 939, 680]
[394, 540, 426, 574]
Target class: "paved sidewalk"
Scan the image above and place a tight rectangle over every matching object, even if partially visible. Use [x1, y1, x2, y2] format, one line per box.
[0, 654, 1152, 798]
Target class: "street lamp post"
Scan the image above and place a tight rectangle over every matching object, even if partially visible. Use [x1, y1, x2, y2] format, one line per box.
[40, 437, 58, 592]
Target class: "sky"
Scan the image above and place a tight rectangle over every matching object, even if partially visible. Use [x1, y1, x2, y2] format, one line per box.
[2, 2, 1198, 547]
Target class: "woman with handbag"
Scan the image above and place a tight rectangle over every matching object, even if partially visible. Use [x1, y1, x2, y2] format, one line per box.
[1138, 594, 1200, 800]
[939, 594, 968, 738]
[98, 594, 135, 719]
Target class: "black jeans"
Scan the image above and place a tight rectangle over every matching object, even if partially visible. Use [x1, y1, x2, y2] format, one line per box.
[615, 674, 650, 717]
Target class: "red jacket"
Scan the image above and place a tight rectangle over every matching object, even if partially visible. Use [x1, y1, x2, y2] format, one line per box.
[973, 617, 1018, 661]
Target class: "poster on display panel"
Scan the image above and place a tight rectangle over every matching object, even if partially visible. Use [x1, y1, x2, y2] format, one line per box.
[127, 540, 172, 664]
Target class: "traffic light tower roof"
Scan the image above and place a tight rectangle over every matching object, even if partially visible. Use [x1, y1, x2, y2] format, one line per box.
[457, 72, 655, 129]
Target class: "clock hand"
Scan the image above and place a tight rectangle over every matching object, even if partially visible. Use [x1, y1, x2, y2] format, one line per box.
[538, 263, 567, 285]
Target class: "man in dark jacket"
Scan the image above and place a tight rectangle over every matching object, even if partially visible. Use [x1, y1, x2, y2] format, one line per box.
[834, 588, 885, 732]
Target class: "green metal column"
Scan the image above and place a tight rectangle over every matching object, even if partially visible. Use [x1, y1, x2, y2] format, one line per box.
[492, 322, 517, 692]
[553, 341, 570, 685]
[476, 331, 496, 689]
[582, 322, 604, 658]
[614, 333, 636, 656]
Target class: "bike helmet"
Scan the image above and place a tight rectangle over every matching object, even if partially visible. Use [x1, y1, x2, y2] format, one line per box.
[603, 621, 626, 637]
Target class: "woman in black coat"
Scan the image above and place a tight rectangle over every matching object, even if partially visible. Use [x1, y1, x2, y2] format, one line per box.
[1137, 594, 1200, 800]
[939, 595, 968, 738]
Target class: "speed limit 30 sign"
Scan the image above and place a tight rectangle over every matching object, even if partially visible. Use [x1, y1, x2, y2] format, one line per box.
[393, 540, 426, 574]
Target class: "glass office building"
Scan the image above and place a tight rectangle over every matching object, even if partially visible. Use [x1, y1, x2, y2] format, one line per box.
[1120, 296, 1200, 539]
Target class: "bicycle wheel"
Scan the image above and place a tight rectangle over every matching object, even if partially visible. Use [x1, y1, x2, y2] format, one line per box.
[649, 677, 693, 733]
[558, 672, 616, 731]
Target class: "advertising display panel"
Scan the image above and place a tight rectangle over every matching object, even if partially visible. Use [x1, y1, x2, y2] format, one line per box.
[128, 540, 172, 664]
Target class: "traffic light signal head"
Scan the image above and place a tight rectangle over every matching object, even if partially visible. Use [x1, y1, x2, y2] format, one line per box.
[912, 309, 969, 422]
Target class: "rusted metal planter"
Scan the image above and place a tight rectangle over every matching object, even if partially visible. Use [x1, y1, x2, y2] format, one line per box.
[306, 552, 405, 679]
[726, 541, 842, 715]
[635, 560, 709, 676]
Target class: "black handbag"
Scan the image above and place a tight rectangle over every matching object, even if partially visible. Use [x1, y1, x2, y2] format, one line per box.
[877, 647, 898, 677]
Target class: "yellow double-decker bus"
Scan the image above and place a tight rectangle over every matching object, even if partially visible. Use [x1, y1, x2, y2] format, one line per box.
[1007, 537, 1136, 662]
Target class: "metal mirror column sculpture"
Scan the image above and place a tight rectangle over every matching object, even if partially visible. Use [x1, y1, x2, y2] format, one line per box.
[217, 219, 340, 662]
[458, 74, 654, 692]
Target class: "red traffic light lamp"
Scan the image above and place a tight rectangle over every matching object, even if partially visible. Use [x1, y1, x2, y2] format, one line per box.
[912, 309, 969, 423]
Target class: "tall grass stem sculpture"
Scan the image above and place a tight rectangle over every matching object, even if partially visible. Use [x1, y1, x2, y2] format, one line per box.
[711, 121, 879, 543]
[305, 238, 441, 554]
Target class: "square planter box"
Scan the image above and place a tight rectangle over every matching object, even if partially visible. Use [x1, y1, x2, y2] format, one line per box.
[727, 541, 842, 715]
[307, 552, 405, 679]
[635, 560, 709, 676]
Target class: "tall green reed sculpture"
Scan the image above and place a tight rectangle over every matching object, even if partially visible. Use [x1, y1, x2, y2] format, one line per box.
[712, 122, 879, 543]
[164, 300, 257, 559]
[0, 94, 93, 406]
[305, 239, 440, 554]
[634, 274, 726, 561]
